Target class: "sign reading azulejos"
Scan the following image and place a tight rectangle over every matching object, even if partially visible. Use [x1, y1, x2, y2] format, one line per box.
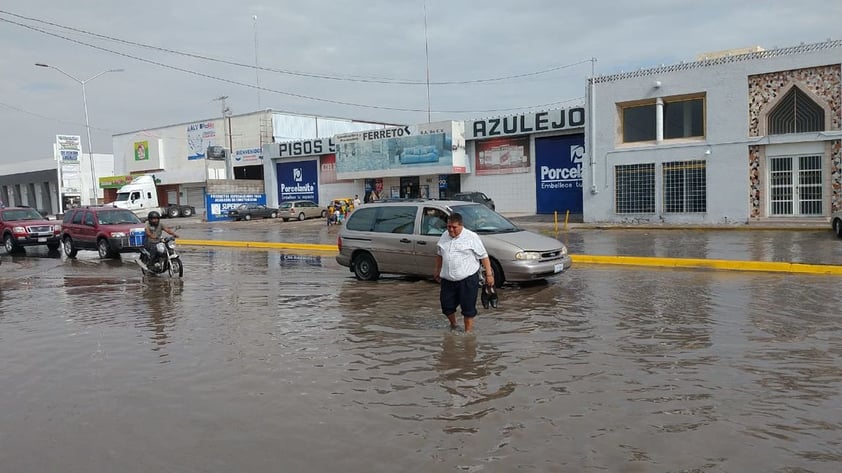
[465, 107, 586, 140]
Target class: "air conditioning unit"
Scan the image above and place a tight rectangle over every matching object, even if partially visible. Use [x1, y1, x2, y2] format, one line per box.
[207, 145, 227, 160]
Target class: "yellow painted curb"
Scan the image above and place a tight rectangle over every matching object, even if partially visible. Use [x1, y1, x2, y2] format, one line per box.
[176, 239, 842, 275]
[179, 239, 337, 253]
[571, 254, 842, 275]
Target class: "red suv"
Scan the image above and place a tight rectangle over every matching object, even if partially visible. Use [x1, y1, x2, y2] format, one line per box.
[1, 206, 62, 254]
[61, 207, 146, 259]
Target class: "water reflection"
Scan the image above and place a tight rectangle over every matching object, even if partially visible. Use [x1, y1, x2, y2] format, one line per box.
[140, 278, 183, 355]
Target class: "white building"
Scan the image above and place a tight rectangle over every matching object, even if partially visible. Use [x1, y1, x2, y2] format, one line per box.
[584, 40, 842, 224]
[0, 152, 113, 216]
[113, 110, 394, 216]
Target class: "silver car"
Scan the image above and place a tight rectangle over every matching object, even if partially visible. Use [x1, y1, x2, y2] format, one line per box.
[280, 200, 326, 222]
[336, 200, 571, 286]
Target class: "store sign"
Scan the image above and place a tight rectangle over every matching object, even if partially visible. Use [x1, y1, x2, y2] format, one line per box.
[534, 134, 585, 214]
[274, 138, 336, 158]
[466, 107, 586, 140]
[277, 160, 318, 202]
[99, 175, 134, 189]
[56, 134, 81, 162]
[234, 147, 263, 162]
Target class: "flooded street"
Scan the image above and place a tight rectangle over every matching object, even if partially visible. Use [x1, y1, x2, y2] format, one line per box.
[1, 231, 842, 472]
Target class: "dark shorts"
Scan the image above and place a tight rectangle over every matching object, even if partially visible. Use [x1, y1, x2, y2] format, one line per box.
[440, 272, 480, 318]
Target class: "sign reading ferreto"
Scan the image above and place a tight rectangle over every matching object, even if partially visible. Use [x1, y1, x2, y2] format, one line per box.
[466, 107, 586, 140]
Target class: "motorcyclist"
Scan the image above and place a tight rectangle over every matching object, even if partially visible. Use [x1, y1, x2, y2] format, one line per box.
[144, 211, 179, 268]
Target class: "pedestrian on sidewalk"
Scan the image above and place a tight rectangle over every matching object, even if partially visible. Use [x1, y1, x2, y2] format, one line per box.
[434, 213, 494, 332]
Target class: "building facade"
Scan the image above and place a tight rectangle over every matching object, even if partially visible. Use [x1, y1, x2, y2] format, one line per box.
[584, 40, 842, 224]
[113, 110, 393, 217]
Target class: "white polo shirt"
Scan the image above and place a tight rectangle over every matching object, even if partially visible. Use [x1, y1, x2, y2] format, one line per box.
[437, 227, 488, 281]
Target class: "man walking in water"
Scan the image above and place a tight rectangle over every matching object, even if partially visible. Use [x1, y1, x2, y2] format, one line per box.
[434, 213, 494, 332]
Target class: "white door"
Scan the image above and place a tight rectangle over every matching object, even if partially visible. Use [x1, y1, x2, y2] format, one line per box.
[769, 155, 822, 216]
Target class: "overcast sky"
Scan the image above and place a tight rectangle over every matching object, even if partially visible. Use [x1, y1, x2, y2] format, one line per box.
[1, 0, 839, 165]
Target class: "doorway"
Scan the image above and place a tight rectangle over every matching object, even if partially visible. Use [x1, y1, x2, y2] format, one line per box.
[768, 155, 822, 216]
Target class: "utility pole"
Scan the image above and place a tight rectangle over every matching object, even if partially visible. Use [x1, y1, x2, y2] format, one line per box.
[212, 96, 233, 179]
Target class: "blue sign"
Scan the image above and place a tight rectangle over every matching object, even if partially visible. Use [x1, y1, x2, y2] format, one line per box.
[277, 160, 318, 203]
[205, 193, 266, 222]
[534, 134, 584, 214]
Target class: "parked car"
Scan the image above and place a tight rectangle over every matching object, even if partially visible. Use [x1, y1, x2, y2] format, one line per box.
[453, 191, 495, 210]
[228, 203, 279, 221]
[60, 207, 146, 259]
[0, 206, 62, 254]
[832, 210, 842, 238]
[280, 200, 325, 222]
[336, 200, 571, 286]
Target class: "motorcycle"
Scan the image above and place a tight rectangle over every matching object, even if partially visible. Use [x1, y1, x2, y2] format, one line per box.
[138, 236, 183, 277]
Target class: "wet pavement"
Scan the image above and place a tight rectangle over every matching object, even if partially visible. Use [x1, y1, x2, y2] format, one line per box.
[1, 223, 841, 472]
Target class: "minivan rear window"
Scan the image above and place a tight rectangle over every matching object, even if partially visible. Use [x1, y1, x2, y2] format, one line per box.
[347, 206, 416, 234]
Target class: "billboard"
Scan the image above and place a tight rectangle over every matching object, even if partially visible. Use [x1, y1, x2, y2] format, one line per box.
[56, 135, 82, 194]
[335, 121, 467, 180]
[534, 134, 584, 214]
[277, 160, 318, 202]
[187, 121, 217, 160]
[466, 106, 586, 139]
[206, 193, 267, 222]
[475, 136, 530, 175]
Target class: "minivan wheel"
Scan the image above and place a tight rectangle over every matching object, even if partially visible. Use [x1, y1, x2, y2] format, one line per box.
[63, 236, 78, 258]
[490, 259, 504, 288]
[835, 219, 842, 238]
[353, 252, 380, 281]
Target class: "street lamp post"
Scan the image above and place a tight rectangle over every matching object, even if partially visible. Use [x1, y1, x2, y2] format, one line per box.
[35, 63, 123, 205]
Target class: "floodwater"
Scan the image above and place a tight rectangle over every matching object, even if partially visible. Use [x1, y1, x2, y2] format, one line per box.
[1, 237, 841, 472]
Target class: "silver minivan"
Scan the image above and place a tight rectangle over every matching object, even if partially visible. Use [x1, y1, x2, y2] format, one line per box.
[336, 200, 571, 286]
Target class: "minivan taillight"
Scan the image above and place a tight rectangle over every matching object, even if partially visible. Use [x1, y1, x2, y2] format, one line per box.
[337, 236, 342, 251]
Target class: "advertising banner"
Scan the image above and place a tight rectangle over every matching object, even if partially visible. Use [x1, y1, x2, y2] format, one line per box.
[277, 160, 318, 202]
[187, 121, 217, 160]
[335, 121, 467, 180]
[206, 193, 266, 222]
[534, 134, 585, 214]
[134, 141, 149, 161]
[475, 136, 530, 175]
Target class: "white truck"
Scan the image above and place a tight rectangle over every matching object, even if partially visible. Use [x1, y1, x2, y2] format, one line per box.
[110, 175, 196, 219]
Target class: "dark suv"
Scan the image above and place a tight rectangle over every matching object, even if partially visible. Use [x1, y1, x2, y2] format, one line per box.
[453, 191, 495, 210]
[61, 207, 146, 259]
[0, 206, 62, 254]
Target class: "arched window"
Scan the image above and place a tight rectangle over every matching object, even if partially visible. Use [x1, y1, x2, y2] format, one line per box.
[767, 87, 825, 134]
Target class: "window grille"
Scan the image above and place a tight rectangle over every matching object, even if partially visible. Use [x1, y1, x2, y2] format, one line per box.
[768, 87, 825, 134]
[615, 163, 655, 213]
[663, 160, 706, 213]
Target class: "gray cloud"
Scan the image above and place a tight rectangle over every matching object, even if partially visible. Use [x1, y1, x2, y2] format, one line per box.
[0, 0, 839, 164]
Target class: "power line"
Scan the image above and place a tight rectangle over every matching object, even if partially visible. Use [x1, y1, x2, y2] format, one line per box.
[0, 9, 591, 86]
[2, 15, 581, 114]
